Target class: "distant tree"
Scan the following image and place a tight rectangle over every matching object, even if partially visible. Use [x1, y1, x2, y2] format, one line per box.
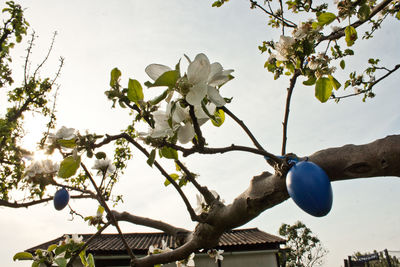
[279, 221, 328, 267]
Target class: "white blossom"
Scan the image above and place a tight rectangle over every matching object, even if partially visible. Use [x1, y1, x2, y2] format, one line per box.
[145, 64, 172, 81]
[63, 234, 83, 244]
[194, 190, 223, 215]
[48, 126, 76, 142]
[24, 159, 59, 178]
[274, 35, 295, 61]
[185, 53, 233, 107]
[148, 239, 172, 256]
[176, 253, 195, 267]
[92, 158, 116, 176]
[207, 249, 224, 262]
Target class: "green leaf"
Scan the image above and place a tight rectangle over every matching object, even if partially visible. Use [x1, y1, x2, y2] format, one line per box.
[358, 4, 370, 21]
[149, 89, 169, 105]
[13, 252, 33, 261]
[55, 245, 68, 256]
[127, 79, 144, 104]
[315, 77, 333, 103]
[328, 75, 341, 90]
[79, 250, 88, 266]
[147, 70, 179, 88]
[164, 173, 179, 186]
[57, 139, 76, 148]
[97, 205, 105, 215]
[87, 254, 95, 267]
[47, 244, 58, 252]
[32, 262, 39, 267]
[147, 149, 156, 167]
[58, 156, 81, 178]
[340, 60, 345, 70]
[110, 68, 121, 87]
[211, 109, 225, 127]
[160, 147, 178, 160]
[303, 75, 316, 86]
[95, 152, 107, 159]
[54, 257, 67, 267]
[396, 11, 400, 20]
[345, 26, 357, 47]
[317, 12, 336, 26]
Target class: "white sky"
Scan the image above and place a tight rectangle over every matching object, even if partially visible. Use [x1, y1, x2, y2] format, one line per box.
[1, 1, 399, 267]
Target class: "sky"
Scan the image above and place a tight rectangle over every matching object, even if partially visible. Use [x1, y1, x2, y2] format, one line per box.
[1, 0, 399, 266]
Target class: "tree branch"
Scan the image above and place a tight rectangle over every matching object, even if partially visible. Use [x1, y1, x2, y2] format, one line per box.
[318, 0, 393, 43]
[221, 106, 265, 151]
[331, 63, 400, 101]
[111, 210, 190, 238]
[0, 194, 95, 208]
[80, 163, 137, 261]
[281, 70, 300, 155]
[112, 133, 202, 222]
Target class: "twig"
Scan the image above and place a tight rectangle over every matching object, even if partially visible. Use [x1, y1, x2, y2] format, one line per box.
[281, 70, 300, 155]
[221, 106, 265, 151]
[318, 0, 393, 43]
[331, 63, 400, 101]
[250, 0, 297, 28]
[80, 163, 136, 261]
[0, 194, 94, 208]
[32, 31, 58, 80]
[175, 160, 216, 205]
[96, 133, 202, 222]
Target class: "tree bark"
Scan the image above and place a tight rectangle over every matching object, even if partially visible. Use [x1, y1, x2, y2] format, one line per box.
[131, 135, 400, 266]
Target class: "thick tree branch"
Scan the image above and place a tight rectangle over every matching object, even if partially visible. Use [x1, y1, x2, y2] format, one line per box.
[111, 210, 190, 237]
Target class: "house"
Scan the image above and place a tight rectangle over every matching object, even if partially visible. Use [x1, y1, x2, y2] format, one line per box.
[27, 228, 285, 267]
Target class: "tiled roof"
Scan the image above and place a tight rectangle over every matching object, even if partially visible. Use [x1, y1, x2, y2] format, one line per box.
[27, 228, 285, 255]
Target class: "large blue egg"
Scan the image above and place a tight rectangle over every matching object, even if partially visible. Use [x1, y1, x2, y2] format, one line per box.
[54, 188, 70, 210]
[286, 161, 333, 217]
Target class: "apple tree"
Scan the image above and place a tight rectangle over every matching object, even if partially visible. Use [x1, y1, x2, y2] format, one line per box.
[3, 0, 400, 266]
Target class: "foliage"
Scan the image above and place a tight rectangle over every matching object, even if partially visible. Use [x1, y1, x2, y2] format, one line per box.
[279, 221, 328, 267]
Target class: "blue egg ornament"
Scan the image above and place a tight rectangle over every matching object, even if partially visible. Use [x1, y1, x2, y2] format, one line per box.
[53, 187, 70, 210]
[286, 161, 333, 217]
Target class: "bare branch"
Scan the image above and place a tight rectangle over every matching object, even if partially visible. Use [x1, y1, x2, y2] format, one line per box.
[0, 194, 94, 208]
[221, 106, 265, 151]
[95, 133, 202, 222]
[281, 70, 300, 155]
[249, 0, 297, 28]
[80, 163, 137, 261]
[175, 160, 216, 205]
[111, 210, 190, 237]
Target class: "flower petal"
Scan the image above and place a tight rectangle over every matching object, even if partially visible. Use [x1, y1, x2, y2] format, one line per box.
[186, 83, 207, 106]
[145, 64, 172, 81]
[194, 103, 216, 126]
[187, 53, 210, 84]
[208, 62, 223, 81]
[178, 123, 195, 144]
[207, 86, 226, 107]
